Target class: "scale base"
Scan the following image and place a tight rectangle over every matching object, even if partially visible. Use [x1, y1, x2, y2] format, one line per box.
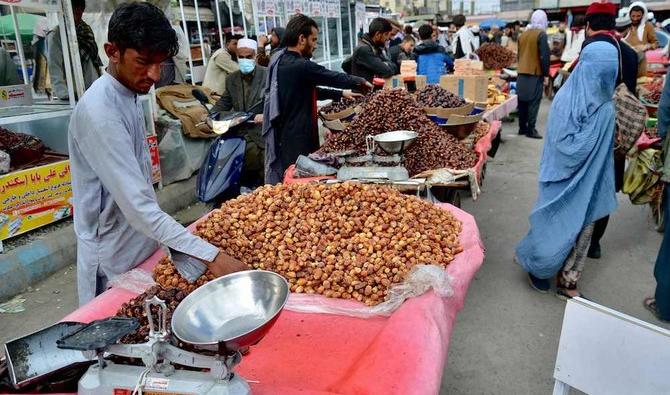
[337, 165, 410, 182]
[78, 361, 251, 395]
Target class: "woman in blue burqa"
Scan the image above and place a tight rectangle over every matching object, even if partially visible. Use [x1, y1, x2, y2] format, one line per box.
[515, 41, 619, 299]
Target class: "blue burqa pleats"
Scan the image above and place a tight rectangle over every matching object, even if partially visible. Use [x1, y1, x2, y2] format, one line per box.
[516, 42, 619, 279]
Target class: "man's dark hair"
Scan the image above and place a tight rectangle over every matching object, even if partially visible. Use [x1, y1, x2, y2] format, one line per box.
[586, 13, 615, 31]
[225, 32, 244, 43]
[108, 2, 178, 57]
[72, 0, 85, 10]
[572, 14, 586, 29]
[283, 14, 319, 47]
[630, 5, 644, 14]
[453, 14, 466, 28]
[369, 17, 393, 37]
[418, 24, 433, 40]
[404, 25, 413, 35]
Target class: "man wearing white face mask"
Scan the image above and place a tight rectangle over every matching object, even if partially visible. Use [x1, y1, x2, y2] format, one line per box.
[212, 38, 267, 187]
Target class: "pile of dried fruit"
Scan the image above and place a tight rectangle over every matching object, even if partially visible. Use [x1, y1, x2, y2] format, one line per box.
[476, 43, 516, 70]
[320, 94, 368, 115]
[192, 183, 463, 306]
[319, 89, 478, 174]
[642, 78, 663, 104]
[472, 121, 491, 144]
[414, 85, 466, 108]
[116, 285, 186, 344]
[154, 256, 215, 293]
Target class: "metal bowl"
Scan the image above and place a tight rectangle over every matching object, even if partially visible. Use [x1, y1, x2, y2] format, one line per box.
[373, 130, 418, 154]
[171, 270, 289, 353]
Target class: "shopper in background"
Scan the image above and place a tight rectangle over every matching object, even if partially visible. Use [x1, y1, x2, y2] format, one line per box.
[561, 15, 586, 64]
[502, 23, 519, 53]
[644, 72, 670, 323]
[516, 41, 619, 299]
[68, 2, 246, 305]
[263, 14, 371, 184]
[389, 36, 415, 69]
[388, 19, 404, 47]
[414, 24, 453, 84]
[343, 17, 397, 82]
[212, 38, 267, 188]
[0, 48, 20, 86]
[517, 9, 550, 139]
[471, 25, 483, 48]
[202, 33, 242, 95]
[453, 14, 476, 59]
[256, 26, 285, 67]
[624, 1, 658, 76]
[47, 0, 102, 100]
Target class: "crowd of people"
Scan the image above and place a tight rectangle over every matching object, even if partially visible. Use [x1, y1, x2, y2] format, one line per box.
[2, 0, 659, 324]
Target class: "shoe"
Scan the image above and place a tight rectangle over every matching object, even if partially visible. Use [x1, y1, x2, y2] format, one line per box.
[518, 129, 527, 135]
[587, 244, 601, 259]
[526, 131, 543, 139]
[528, 273, 550, 294]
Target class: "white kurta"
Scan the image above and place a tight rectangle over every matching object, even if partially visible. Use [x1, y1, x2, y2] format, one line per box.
[68, 73, 219, 305]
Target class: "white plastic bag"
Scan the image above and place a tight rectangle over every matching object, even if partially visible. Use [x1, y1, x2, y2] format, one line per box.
[285, 265, 453, 319]
[108, 269, 157, 294]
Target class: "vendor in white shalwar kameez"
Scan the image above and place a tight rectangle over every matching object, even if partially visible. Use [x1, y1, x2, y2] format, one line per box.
[68, 2, 246, 305]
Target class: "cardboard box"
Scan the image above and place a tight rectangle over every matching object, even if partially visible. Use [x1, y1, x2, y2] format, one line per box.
[384, 75, 427, 91]
[440, 75, 488, 103]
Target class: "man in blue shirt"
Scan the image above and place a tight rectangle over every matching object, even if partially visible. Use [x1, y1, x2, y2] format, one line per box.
[414, 24, 453, 84]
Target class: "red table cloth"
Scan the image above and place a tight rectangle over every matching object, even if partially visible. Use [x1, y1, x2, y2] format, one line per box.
[55, 204, 484, 395]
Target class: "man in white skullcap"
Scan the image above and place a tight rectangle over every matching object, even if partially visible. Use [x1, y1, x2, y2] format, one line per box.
[203, 32, 242, 95]
[211, 37, 267, 187]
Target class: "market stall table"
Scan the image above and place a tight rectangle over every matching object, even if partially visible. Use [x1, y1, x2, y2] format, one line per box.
[54, 203, 484, 395]
[284, 121, 502, 206]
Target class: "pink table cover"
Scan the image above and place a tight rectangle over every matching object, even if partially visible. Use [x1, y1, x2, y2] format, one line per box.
[54, 204, 484, 395]
[483, 95, 517, 122]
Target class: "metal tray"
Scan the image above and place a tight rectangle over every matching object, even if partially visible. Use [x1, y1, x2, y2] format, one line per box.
[4, 322, 89, 389]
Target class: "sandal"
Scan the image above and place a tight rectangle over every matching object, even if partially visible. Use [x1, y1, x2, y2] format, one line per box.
[643, 297, 670, 323]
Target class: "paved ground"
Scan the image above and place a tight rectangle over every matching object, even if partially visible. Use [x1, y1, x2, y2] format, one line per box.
[441, 100, 667, 394]
[0, 100, 666, 393]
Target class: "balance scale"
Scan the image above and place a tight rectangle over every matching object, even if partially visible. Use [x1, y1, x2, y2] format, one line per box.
[336, 130, 418, 182]
[56, 271, 289, 395]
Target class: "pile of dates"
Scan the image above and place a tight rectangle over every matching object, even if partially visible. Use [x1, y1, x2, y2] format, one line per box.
[116, 285, 185, 344]
[319, 89, 478, 174]
[476, 43, 516, 70]
[415, 85, 466, 108]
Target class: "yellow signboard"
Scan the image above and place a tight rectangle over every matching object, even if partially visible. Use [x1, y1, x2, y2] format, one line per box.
[0, 160, 72, 240]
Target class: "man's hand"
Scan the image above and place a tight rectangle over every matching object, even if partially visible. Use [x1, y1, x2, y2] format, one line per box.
[253, 114, 264, 124]
[258, 34, 269, 48]
[357, 80, 373, 93]
[207, 251, 247, 277]
[343, 89, 363, 99]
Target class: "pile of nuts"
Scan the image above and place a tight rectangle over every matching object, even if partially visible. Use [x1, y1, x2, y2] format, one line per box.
[154, 256, 215, 294]
[319, 89, 478, 174]
[472, 121, 491, 144]
[476, 43, 516, 70]
[116, 285, 186, 344]
[191, 182, 463, 306]
[320, 94, 368, 115]
[415, 85, 466, 108]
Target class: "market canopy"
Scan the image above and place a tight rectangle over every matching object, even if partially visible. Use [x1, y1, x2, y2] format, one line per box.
[479, 18, 507, 30]
[0, 13, 41, 40]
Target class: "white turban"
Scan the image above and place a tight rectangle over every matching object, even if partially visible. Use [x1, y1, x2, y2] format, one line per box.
[238, 38, 258, 51]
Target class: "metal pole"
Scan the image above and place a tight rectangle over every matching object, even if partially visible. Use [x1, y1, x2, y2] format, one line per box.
[214, 0, 224, 48]
[323, 18, 331, 67]
[56, 11, 76, 106]
[178, 0, 195, 85]
[9, 6, 28, 84]
[240, 0, 248, 36]
[251, 0, 260, 36]
[228, 0, 235, 32]
[337, 14, 343, 60]
[346, 0, 353, 55]
[62, 0, 85, 98]
[194, 0, 207, 67]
